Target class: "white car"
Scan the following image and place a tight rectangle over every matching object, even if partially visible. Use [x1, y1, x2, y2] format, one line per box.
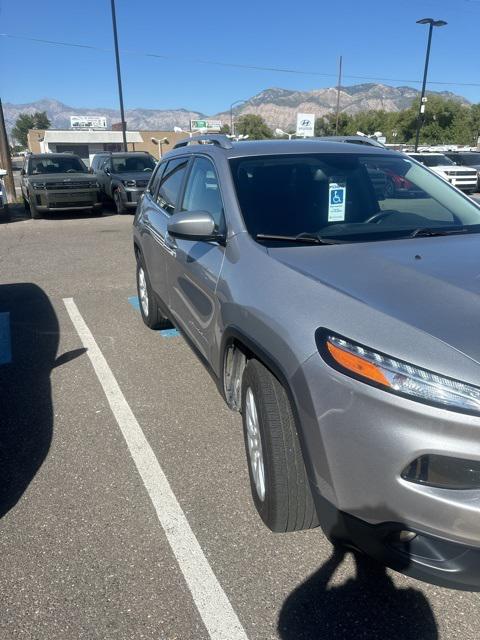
[408, 153, 478, 193]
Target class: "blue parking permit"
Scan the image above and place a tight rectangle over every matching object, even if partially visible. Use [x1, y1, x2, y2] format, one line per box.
[128, 296, 179, 337]
[0, 312, 12, 365]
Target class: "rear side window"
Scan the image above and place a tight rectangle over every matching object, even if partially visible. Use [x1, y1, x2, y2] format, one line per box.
[156, 158, 189, 214]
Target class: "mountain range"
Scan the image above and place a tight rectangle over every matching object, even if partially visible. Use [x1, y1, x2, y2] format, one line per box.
[4, 84, 470, 135]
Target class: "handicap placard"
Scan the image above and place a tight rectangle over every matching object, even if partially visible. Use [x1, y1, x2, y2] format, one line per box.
[328, 182, 346, 222]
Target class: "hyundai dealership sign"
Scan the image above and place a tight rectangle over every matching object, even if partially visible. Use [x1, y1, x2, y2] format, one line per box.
[296, 113, 315, 137]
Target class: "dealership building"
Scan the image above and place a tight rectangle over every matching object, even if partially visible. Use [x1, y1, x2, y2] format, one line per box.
[27, 128, 188, 164]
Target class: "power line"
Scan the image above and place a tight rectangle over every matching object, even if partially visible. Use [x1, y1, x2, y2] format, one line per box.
[1, 32, 480, 89]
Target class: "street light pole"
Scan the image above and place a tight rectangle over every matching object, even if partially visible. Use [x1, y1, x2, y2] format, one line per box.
[110, 0, 128, 152]
[414, 18, 447, 152]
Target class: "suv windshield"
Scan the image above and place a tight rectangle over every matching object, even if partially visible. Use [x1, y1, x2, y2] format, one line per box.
[229, 153, 480, 243]
[111, 155, 155, 173]
[410, 154, 454, 167]
[30, 156, 88, 174]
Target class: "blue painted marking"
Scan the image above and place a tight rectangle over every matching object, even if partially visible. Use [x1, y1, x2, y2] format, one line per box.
[128, 296, 179, 338]
[159, 328, 180, 338]
[0, 312, 12, 364]
[128, 295, 140, 311]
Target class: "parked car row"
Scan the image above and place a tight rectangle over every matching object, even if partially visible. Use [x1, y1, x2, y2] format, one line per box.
[21, 151, 156, 218]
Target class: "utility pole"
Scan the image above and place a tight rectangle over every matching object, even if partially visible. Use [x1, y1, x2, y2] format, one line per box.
[0, 98, 16, 206]
[335, 56, 343, 135]
[110, 0, 128, 152]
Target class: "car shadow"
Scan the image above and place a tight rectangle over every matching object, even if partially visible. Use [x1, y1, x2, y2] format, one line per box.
[278, 540, 438, 640]
[0, 283, 86, 518]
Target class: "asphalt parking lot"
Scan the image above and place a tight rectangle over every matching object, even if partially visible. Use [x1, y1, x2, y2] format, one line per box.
[1, 207, 480, 640]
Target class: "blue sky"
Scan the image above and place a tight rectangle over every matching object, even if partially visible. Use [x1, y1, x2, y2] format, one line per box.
[1, 0, 480, 113]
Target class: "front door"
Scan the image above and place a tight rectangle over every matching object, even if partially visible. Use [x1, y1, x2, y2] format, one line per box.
[143, 157, 190, 307]
[166, 156, 226, 359]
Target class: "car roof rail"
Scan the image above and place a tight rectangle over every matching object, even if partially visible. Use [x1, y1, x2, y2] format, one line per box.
[173, 134, 233, 150]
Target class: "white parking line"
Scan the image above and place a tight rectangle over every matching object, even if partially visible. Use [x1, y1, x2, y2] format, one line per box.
[63, 297, 248, 640]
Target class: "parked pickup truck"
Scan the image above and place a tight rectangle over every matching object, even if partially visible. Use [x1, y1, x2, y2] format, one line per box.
[91, 151, 156, 214]
[21, 153, 101, 219]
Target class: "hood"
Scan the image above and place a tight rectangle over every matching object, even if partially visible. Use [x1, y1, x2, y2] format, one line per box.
[431, 165, 477, 173]
[268, 234, 480, 365]
[111, 171, 153, 183]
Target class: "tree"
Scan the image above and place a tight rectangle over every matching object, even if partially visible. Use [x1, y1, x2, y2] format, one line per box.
[235, 114, 272, 139]
[11, 111, 51, 148]
[219, 124, 231, 134]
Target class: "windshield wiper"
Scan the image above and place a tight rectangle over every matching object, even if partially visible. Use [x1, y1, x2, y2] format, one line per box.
[409, 227, 471, 238]
[255, 232, 340, 245]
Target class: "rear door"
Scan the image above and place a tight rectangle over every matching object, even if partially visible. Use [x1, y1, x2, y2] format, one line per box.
[142, 157, 190, 307]
[166, 155, 226, 359]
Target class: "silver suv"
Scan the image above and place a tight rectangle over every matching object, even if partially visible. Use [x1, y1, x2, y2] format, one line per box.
[133, 135, 480, 590]
[92, 151, 156, 214]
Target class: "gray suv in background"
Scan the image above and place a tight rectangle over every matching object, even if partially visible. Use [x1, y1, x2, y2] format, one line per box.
[21, 153, 101, 219]
[91, 151, 156, 214]
[133, 135, 480, 590]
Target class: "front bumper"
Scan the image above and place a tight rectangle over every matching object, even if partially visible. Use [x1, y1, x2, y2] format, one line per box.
[292, 353, 480, 589]
[122, 187, 146, 208]
[34, 188, 100, 211]
[445, 177, 478, 191]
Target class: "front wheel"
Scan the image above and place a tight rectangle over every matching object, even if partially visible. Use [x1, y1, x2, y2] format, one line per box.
[135, 255, 172, 330]
[241, 359, 318, 532]
[114, 189, 127, 214]
[29, 197, 42, 219]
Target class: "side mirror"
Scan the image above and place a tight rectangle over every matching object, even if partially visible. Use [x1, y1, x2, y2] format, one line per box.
[104, 167, 110, 175]
[20, 169, 25, 176]
[167, 211, 218, 241]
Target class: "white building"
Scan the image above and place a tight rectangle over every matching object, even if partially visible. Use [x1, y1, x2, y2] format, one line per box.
[29, 129, 144, 166]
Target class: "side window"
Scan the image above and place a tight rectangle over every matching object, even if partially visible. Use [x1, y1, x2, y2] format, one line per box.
[156, 158, 189, 215]
[146, 161, 166, 197]
[181, 157, 224, 229]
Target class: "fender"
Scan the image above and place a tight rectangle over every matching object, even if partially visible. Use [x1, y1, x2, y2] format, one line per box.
[219, 325, 322, 509]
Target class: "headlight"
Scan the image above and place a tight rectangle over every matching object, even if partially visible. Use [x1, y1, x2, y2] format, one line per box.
[320, 332, 480, 414]
[32, 182, 46, 190]
[123, 179, 136, 188]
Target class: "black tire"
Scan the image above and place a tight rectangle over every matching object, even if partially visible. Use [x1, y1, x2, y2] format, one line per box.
[113, 189, 127, 214]
[135, 254, 172, 330]
[241, 359, 318, 532]
[90, 206, 103, 217]
[29, 198, 42, 219]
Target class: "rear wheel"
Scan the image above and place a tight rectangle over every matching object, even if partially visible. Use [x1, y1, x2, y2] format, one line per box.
[241, 359, 318, 532]
[135, 254, 172, 330]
